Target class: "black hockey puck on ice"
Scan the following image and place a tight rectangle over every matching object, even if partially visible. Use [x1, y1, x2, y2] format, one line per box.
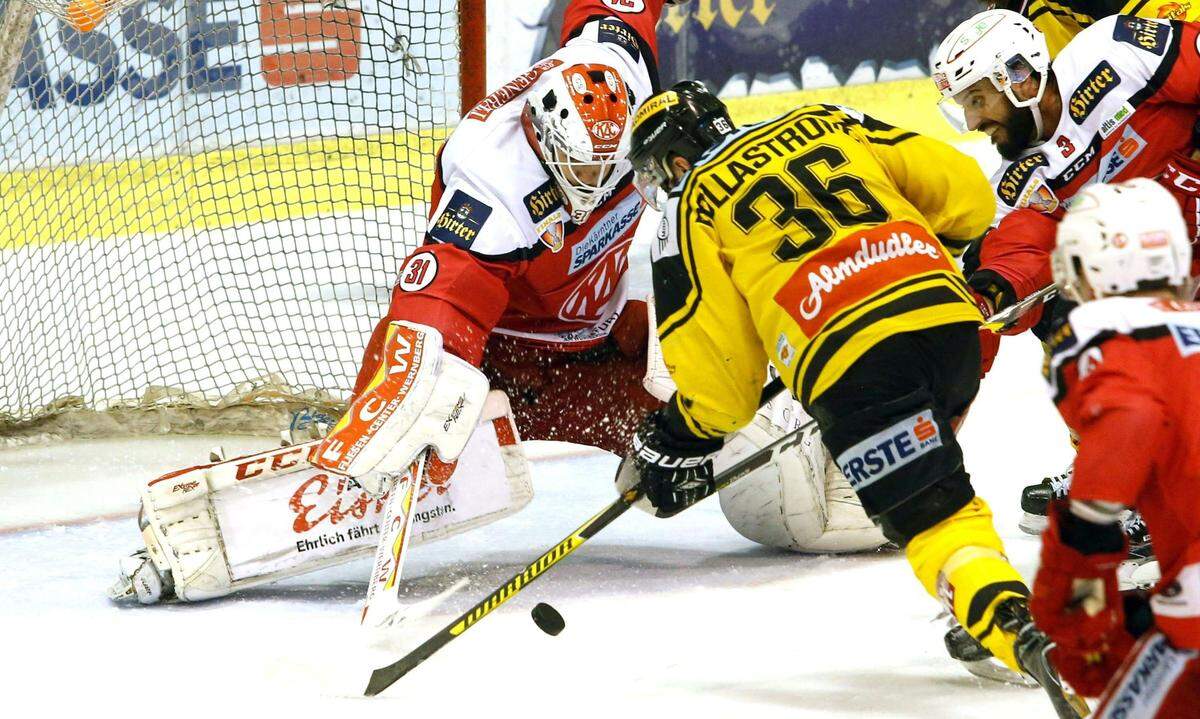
[531, 602, 565, 636]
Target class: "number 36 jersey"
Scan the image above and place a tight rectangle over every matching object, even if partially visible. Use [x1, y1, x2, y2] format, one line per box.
[651, 105, 995, 438]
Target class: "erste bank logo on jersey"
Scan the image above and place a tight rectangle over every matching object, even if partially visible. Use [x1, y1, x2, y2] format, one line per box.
[836, 411, 943, 491]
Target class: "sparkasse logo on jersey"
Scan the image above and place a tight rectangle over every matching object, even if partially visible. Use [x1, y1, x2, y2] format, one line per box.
[836, 411, 943, 491]
[569, 195, 642, 273]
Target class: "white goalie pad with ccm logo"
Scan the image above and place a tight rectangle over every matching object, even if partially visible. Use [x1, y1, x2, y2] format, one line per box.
[134, 391, 531, 602]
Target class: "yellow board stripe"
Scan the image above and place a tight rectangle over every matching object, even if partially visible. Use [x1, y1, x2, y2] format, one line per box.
[0, 128, 449, 250]
[722, 78, 982, 146]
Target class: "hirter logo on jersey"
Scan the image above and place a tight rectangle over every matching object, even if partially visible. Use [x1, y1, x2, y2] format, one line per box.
[998, 152, 1049, 207]
[427, 190, 493, 249]
[1070, 61, 1121, 124]
[524, 179, 567, 253]
[1170, 323, 1200, 356]
[1114, 17, 1169, 56]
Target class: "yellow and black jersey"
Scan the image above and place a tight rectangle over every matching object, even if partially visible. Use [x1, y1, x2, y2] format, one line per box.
[1018, 1, 1200, 56]
[651, 104, 994, 438]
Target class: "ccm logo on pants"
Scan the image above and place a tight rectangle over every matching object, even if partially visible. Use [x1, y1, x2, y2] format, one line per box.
[836, 411, 942, 491]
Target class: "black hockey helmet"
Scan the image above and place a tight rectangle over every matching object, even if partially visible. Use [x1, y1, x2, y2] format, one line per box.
[629, 80, 733, 208]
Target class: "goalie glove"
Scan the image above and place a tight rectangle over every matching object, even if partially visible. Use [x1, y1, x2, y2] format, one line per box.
[615, 399, 723, 517]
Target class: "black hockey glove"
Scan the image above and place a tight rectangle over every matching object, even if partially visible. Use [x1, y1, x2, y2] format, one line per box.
[615, 400, 724, 517]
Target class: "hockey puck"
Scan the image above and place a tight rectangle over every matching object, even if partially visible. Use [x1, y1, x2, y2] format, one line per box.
[531, 602, 565, 636]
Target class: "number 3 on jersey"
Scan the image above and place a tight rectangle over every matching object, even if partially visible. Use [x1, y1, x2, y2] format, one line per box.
[398, 252, 439, 292]
[732, 145, 889, 262]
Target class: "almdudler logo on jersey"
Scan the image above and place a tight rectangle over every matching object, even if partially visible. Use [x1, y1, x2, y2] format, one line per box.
[836, 411, 943, 491]
[773, 222, 950, 336]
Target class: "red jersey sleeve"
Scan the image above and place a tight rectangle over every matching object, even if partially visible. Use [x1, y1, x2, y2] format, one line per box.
[561, 0, 667, 57]
[1152, 20, 1200, 105]
[968, 207, 1058, 334]
[1058, 336, 1167, 506]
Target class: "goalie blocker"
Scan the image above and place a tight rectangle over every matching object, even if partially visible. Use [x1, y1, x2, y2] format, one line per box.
[109, 323, 532, 604]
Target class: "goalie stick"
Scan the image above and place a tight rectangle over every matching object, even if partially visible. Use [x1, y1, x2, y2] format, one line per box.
[360, 452, 428, 628]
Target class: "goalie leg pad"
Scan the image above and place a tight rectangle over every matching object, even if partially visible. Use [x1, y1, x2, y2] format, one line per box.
[122, 393, 531, 603]
[717, 392, 886, 553]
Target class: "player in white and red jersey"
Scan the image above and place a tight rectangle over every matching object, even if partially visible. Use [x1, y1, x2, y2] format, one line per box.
[934, 9, 1200, 358]
[932, 9, 1200, 553]
[324, 0, 884, 555]
[1030, 178, 1200, 716]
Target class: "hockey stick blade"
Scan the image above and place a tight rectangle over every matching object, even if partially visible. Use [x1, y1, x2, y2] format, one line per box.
[981, 284, 1058, 332]
[364, 491, 638, 695]
[364, 385, 806, 695]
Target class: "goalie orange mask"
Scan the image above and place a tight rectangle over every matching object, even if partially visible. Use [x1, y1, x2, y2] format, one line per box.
[523, 63, 633, 222]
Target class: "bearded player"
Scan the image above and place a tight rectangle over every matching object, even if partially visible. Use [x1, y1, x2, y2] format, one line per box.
[1031, 178, 1200, 717]
[932, 10, 1200, 568]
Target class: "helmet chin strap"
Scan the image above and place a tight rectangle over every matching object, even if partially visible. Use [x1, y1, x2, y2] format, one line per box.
[1029, 104, 1045, 145]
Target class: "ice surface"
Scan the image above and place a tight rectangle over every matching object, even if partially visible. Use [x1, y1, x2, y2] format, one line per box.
[0, 333, 1078, 717]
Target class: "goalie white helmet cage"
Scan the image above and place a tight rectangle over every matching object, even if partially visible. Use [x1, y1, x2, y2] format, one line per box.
[932, 9, 1051, 138]
[522, 63, 634, 222]
[1053, 178, 1192, 301]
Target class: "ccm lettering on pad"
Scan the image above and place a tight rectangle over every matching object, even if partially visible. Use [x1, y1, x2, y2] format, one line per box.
[836, 411, 943, 491]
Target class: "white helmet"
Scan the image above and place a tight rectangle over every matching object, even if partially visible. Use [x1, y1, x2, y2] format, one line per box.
[1053, 178, 1192, 301]
[932, 9, 1050, 138]
[523, 63, 633, 222]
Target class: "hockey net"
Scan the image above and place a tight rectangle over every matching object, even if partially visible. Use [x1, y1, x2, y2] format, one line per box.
[0, 0, 485, 440]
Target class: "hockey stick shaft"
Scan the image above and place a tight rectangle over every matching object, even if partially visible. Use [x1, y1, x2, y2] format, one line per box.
[980, 284, 1057, 332]
[364, 384, 806, 696]
[364, 489, 637, 695]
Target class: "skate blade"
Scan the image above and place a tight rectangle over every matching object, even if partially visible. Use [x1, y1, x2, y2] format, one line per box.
[958, 657, 1040, 687]
[1018, 513, 1048, 536]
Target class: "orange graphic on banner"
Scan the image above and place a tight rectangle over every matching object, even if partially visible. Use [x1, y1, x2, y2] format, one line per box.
[260, 0, 362, 87]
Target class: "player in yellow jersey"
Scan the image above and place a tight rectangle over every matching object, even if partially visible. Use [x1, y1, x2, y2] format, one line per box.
[984, 1, 1200, 56]
[616, 81, 1086, 716]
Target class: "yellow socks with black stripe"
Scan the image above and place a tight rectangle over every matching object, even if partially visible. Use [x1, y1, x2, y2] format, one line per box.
[905, 497, 1030, 672]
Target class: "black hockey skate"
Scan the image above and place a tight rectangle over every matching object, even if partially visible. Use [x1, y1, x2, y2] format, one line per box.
[944, 600, 1090, 716]
[1018, 468, 1072, 534]
[996, 598, 1091, 718]
[944, 621, 1037, 686]
[1117, 512, 1160, 591]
